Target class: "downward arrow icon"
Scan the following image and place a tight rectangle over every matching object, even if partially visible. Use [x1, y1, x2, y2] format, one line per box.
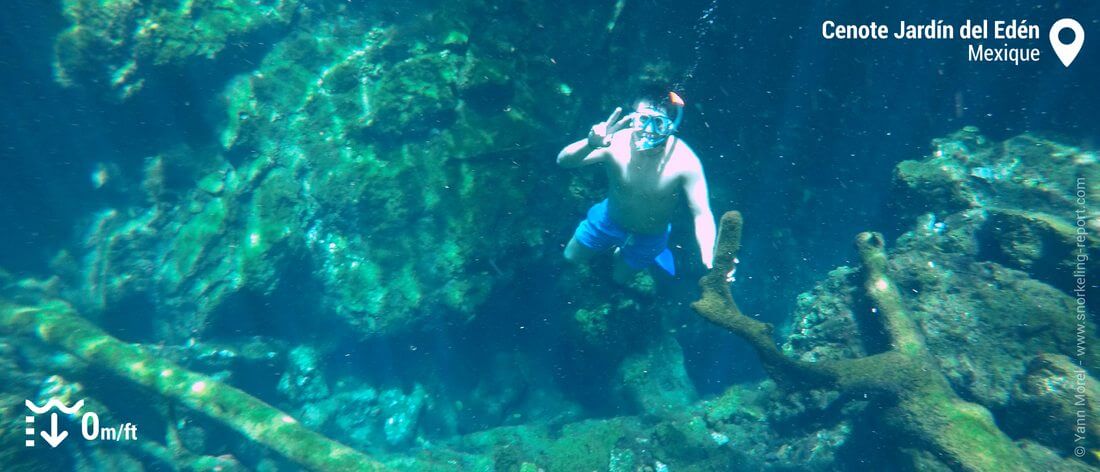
[40, 413, 67, 448]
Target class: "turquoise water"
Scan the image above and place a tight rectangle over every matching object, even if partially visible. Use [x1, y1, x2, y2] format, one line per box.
[1, 1, 1097, 470]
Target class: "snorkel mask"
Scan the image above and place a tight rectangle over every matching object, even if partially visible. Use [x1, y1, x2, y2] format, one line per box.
[631, 91, 685, 151]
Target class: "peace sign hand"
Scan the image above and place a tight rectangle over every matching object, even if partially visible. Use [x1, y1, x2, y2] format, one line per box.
[588, 107, 633, 148]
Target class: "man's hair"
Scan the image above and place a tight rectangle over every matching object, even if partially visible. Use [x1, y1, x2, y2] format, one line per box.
[633, 95, 671, 116]
[633, 84, 676, 116]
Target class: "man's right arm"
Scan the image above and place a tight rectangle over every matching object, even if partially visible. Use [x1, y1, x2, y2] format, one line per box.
[556, 139, 609, 168]
[559, 106, 629, 168]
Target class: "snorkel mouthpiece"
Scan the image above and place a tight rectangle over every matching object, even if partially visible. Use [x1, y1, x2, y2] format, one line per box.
[632, 91, 685, 151]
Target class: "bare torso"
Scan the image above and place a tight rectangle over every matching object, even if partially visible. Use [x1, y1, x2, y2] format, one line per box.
[604, 129, 697, 234]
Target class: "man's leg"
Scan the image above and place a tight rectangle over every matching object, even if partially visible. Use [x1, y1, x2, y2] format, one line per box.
[566, 200, 619, 265]
[564, 236, 601, 264]
[612, 248, 640, 284]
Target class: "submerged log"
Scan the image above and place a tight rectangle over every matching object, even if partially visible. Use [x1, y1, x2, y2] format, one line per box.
[0, 299, 386, 472]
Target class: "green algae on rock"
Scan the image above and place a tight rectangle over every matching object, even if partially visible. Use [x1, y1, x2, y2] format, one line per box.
[54, 0, 301, 100]
[65, 3, 590, 341]
[892, 128, 1100, 291]
[1005, 354, 1100, 462]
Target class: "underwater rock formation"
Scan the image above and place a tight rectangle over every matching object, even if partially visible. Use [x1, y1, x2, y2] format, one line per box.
[773, 130, 1099, 469]
[891, 127, 1100, 294]
[278, 345, 330, 402]
[616, 334, 698, 417]
[289, 378, 427, 450]
[54, 0, 301, 100]
[59, 2, 605, 343]
[1005, 353, 1099, 457]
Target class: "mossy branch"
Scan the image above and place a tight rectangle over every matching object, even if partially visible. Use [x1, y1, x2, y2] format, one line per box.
[0, 299, 387, 472]
[692, 211, 836, 389]
[693, 211, 1031, 471]
[854, 232, 927, 357]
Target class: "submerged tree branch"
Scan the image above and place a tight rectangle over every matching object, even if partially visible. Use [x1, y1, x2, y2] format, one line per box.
[691, 211, 836, 389]
[0, 299, 387, 472]
[693, 211, 1030, 472]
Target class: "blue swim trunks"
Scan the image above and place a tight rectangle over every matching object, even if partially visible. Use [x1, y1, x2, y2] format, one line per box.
[573, 199, 676, 275]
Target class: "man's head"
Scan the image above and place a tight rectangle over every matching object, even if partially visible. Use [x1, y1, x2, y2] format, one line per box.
[630, 92, 684, 151]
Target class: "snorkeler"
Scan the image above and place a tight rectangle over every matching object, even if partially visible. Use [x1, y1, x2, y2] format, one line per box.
[558, 92, 716, 283]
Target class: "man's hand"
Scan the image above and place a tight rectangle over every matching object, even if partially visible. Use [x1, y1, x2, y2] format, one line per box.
[557, 106, 632, 168]
[587, 107, 632, 148]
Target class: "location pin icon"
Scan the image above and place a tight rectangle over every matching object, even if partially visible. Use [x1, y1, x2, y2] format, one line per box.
[1049, 18, 1084, 67]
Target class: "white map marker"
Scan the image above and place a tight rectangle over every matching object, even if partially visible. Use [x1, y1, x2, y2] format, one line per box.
[1049, 18, 1084, 67]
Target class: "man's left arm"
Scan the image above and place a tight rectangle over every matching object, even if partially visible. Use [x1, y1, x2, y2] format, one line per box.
[683, 161, 716, 269]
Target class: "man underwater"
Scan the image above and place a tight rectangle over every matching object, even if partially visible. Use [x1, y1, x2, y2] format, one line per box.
[558, 92, 716, 283]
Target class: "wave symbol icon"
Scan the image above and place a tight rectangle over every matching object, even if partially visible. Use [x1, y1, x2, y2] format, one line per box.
[25, 398, 85, 415]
